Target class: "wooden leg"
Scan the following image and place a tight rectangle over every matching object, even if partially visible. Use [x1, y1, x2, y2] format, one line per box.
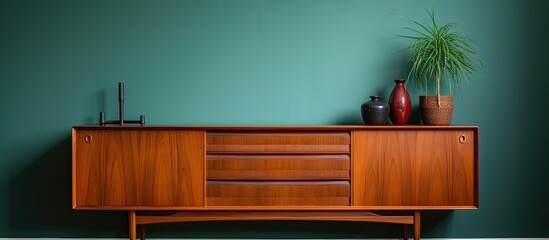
[403, 224, 408, 240]
[129, 211, 136, 240]
[140, 224, 146, 240]
[414, 211, 421, 240]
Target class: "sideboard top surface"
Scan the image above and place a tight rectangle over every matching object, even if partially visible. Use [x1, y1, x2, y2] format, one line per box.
[73, 125, 478, 131]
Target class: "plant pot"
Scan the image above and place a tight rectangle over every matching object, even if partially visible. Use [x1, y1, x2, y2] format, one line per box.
[419, 96, 454, 125]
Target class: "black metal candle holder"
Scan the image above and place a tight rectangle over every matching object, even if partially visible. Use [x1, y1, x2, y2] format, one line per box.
[100, 82, 145, 126]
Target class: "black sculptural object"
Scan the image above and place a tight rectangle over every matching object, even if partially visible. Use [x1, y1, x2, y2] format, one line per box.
[99, 82, 145, 126]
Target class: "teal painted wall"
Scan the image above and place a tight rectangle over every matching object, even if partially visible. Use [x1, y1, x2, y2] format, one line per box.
[1, 0, 548, 238]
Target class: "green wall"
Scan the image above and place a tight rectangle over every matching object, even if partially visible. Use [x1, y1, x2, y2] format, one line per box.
[1, 0, 548, 238]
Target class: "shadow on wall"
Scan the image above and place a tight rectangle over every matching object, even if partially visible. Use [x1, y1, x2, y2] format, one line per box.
[8, 137, 452, 238]
[8, 137, 126, 237]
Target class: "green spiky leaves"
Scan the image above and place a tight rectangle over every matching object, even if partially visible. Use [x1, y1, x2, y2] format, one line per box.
[401, 10, 482, 96]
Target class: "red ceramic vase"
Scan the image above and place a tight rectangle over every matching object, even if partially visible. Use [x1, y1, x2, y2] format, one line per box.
[389, 79, 411, 125]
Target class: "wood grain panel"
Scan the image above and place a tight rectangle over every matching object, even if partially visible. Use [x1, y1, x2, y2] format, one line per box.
[352, 130, 476, 208]
[73, 130, 204, 208]
[206, 197, 350, 206]
[207, 181, 350, 206]
[207, 132, 350, 153]
[207, 132, 351, 144]
[73, 204, 477, 211]
[207, 181, 350, 197]
[139, 130, 204, 206]
[207, 155, 350, 180]
[135, 210, 414, 224]
[73, 130, 106, 207]
[206, 144, 350, 154]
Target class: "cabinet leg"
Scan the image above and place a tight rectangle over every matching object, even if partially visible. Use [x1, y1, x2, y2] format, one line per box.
[403, 224, 408, 240]
[129, 211, 136, 240]
[140, 224, 146, 240]
[414, 211, 421, 240]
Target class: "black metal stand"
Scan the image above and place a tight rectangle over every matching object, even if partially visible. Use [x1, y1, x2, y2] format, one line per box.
[100, 82, 145, 126]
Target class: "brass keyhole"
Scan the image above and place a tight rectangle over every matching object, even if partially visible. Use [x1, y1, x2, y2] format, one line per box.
[84, 135, 93, 143]
[459, 135, 466, 144]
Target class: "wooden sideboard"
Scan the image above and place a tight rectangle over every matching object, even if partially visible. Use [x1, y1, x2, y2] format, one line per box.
[72, 126, 478, 240]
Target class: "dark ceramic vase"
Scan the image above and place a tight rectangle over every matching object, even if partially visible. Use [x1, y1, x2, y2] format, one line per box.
[389, 79, 411, 125]
[361, 96, 389, 125]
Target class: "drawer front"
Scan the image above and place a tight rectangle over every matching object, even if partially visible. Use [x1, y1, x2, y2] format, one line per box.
[206, 132, 350, 154]
[207, 155, 350, 180]
[206, 181, 350, 206]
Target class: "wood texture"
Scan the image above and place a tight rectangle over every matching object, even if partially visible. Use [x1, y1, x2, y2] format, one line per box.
[207, 155, 350, 180]
[414, 211, 421, 240]
[73, 130, 204, 208]
[72, 126, 479, 240]
[73, 126, 478, 210]
[206, 132, 350, 153]
[206, 197, 350, 206]
[129, 211, 136, 240]
[207, 181, 350, 206]
[135, 210, 414, 225]
[352, 130, 477, 207]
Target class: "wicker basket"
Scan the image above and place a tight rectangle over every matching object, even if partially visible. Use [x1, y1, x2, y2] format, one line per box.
[419, 96, 454, 125]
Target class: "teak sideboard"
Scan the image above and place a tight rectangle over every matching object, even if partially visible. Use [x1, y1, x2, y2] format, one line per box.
[72, 126, 478, 240]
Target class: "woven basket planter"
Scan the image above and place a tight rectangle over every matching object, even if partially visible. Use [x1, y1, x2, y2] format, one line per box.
[419, 96, 454, 125]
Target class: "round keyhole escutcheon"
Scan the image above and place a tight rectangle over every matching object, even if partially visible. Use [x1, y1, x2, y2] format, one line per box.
[459, 135, 466, 144]
[84, 135, 93, 143]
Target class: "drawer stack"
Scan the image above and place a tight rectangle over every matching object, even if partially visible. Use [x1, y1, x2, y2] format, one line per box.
[205, 132, 351, 206]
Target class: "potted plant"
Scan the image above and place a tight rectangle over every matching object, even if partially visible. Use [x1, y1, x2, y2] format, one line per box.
[402, 10, 482, 125]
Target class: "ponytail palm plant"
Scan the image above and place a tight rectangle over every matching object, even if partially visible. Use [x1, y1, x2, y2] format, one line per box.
[402, 10, 481, 107]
